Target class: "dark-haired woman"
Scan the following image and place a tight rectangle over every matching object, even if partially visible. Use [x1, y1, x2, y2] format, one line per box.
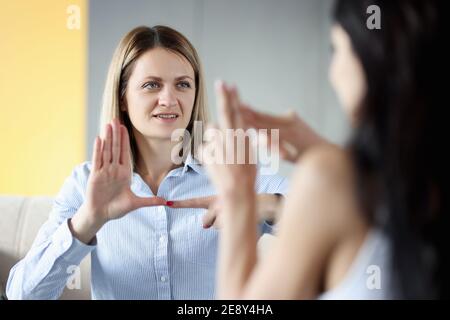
[204, 0, 447, 299]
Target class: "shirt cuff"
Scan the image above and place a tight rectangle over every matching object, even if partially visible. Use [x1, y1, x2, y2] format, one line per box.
[262, 193, 283, 231]
[260, 221, 276, 235]
[51, 219, 95, 265]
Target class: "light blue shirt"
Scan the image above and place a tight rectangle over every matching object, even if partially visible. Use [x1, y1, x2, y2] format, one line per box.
[6, 156, 288, 300]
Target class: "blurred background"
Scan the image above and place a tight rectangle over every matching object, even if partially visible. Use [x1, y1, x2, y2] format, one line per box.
[0, 0, 347, 196]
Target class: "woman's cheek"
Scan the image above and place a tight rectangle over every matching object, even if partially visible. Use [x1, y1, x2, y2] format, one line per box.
[182, 97, 196, 124]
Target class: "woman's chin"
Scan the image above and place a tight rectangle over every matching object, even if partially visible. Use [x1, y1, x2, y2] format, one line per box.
[143, 128, 185, 141]
[136, 119, 189, 141]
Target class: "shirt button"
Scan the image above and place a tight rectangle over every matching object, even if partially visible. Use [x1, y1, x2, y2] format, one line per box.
[160, 276, 167, 282]
[159, 236, 165, 243]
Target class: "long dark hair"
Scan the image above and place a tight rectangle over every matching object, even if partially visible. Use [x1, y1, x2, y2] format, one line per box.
[333, 0, 447, 299]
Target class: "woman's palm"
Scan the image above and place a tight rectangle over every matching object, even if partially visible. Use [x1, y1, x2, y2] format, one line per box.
[85, 120, 165, 224]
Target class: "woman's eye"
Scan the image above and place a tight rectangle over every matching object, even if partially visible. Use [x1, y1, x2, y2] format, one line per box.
[143, 82, 160, 90]
[177, 81, 191, 89]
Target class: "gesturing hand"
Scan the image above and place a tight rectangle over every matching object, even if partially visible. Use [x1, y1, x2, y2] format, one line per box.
[169, 194, 282, 229]
[199, 81, 257, 197]
[239, 106, 328, 163]
[85, 119, 166, 224]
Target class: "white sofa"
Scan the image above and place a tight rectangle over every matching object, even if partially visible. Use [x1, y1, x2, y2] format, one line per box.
[0, 196, 91, 300]
[0, 195, 274, 300]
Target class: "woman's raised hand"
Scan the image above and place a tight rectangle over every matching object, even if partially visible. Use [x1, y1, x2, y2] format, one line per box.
[239, 106, 329, 163]
[86, 119, 166, 222]
[70, 119, 166, 244]
[199, 82, 257, 197]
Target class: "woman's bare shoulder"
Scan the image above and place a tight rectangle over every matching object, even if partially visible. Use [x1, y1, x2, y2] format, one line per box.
[291, 144, 365, 231]
[298, 144, 355, 181]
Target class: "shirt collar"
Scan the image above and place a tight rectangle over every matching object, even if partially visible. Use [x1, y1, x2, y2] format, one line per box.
[182, 153, 204, 176]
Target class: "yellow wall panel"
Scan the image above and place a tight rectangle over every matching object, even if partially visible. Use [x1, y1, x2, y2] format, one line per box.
[0, 0, 87, 195]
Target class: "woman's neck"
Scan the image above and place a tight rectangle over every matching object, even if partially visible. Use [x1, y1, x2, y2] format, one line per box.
[133, 131, 183, 193]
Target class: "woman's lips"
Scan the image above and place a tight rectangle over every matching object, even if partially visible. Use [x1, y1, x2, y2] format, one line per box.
[152, 114, 179, 123]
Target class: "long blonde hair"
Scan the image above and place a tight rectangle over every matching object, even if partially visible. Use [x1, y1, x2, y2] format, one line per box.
[100, 25, 208, 169]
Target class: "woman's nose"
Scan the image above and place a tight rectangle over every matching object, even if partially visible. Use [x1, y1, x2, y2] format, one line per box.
[158, 87, 178, 107]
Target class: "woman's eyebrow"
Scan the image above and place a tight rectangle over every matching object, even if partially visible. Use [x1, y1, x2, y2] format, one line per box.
[175, 75, 194, 81]
[142, 76, 163, 81]
[141, 75, 194, 81]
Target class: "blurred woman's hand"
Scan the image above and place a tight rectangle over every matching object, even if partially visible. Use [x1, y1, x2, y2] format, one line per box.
[168, 193, 283, 229]
[239, 105, 329, 163]
[199, 82, 257, 201]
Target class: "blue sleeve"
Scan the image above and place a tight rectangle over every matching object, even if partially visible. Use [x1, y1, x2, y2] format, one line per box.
[255, 173, 289, 235]
[6, 163, 95, 300]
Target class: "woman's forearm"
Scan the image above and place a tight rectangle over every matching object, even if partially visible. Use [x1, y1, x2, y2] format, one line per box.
[217, 191, 258, 299]
[6, 214, 95, 299]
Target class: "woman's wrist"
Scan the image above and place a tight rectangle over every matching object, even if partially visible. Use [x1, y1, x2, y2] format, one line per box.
[69, 204, 106, 245]
[220, 188, 256, 219]
[220, 185, 255, 203]
[291, 117, 329, 159]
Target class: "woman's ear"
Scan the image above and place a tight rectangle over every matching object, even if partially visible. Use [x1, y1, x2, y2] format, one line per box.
[120, 99, 128, 112]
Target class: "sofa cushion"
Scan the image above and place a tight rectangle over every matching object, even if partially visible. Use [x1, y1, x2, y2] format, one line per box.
[0, 195, 91, 299]
[1, 284, 6, 300]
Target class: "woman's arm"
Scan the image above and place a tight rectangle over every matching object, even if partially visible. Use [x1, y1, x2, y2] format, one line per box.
[204, 82, 364, 299]
[218, 189, 259, 298]
[6, 165, 95, 300]
[219, 147, 356, 299]
[6, 120, 165, 300]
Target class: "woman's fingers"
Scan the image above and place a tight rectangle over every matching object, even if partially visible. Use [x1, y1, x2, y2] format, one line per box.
[229, 86, 244, 129]
[120, 125, 131, 166]
[279, 141, 299, 162]
[199, 140, 217, 167]
[131, 195, 167, 211]
[238, 104, 257, 130]
[102, 124, 112, 165]
[240, 106, 294, 129]
[203, 202, 223, 229]
[168, 196, 216, 209]
[98, 121, 130, 169]
[111, 119, 121, 165]
[92, 136, 102, 171]
[215, 80, 234, 130]
[202, 208, 217, 228]
[241, 107, 298, 148]
[212, 214, 222, 229]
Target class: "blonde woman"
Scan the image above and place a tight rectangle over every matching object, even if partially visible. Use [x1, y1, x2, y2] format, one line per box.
[6, 26, 287, 300]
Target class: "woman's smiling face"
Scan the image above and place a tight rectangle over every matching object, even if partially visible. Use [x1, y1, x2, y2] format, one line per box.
[124, 47, 196, 140]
